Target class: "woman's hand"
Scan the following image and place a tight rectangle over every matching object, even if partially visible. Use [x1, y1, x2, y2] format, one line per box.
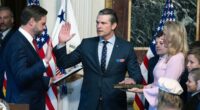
[128, 87, 143, 93]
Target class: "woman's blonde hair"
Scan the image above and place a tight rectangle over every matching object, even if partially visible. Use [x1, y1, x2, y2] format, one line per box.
[163, 21, 188, 56]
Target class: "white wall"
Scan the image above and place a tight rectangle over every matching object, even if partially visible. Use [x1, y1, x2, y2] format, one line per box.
[71, 0, 105, 38]
[40, 0, 105, 39]
[40, 0, 59, 35]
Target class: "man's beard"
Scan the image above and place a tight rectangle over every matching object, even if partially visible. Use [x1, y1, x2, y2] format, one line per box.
[34, 30, 43, 37]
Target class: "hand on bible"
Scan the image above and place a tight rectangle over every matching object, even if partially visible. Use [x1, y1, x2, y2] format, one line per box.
[119, 78, 136, 85]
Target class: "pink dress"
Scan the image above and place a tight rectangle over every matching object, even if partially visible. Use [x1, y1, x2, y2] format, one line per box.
[143, 52, 185, 110]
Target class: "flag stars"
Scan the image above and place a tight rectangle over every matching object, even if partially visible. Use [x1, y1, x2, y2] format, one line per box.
[58, 9, 65, 23]
[42, 31, 45, 35]
[157, 27, 161, 31]
[41, 37, 45, 42]
[28, 0, 40, 5]
[152, 39, 156, 44]
[36, 37, 40, 42]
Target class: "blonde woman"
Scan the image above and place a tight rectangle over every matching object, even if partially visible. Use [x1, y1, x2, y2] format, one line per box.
[129, 21, 188, 110]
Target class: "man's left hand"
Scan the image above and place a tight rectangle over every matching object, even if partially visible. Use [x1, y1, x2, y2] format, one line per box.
[119, 78, 136, 84]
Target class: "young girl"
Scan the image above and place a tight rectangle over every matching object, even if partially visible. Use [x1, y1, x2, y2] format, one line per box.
[184, 68, 200, 110]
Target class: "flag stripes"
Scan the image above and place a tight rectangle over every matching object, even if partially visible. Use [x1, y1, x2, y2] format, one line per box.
[133, 94, 145, 110]
[36, 38, 58, 110]
[3, 73, 6, 96]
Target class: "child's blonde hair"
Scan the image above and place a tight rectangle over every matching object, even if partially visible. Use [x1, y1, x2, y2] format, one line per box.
[158, 90, 183, 110]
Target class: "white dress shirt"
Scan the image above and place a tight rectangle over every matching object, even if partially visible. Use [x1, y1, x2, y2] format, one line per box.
[98, 35, 115, 69]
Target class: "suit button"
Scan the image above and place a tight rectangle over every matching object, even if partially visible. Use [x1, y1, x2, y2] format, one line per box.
[99, 97, 103, 101]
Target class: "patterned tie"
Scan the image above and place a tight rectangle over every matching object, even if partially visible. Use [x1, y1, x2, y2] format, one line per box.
[101, 41, 108, 73]
[32, 39, 39, 52]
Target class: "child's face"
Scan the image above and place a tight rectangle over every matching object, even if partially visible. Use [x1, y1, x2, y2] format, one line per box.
[186, 74, 197, 92]
[187, 54, 200, 72]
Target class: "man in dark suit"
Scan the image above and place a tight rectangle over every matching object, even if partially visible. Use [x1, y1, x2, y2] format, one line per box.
[3, 5, 61, 110]
[54, 8, 142, 110]
[0, 6, 16, 99]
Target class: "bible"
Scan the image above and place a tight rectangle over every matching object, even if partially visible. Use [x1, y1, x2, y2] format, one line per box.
[53, 66, 82, 84]
[113, 84, 143, 89]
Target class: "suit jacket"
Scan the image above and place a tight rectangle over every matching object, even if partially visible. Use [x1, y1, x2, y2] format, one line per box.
[3, 30, 50, 110]
[183, 91, 200, 110]
[54, 36, 142, 110]
[180, 69, 189, 104]
[0, 27, 16, 99]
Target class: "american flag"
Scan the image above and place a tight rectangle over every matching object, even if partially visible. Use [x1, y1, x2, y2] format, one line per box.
[35, 27, 49, 49]
[27, 0, 40, 5]
[27, 0, 59, 110]
[51, 0, 82, 109]
[133, 0, 175, 109]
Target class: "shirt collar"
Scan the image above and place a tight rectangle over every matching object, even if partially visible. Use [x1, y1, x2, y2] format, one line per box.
[19, 27, 34, 44]
[191, 90, 200, 97]
[99, 35, 116, 45]
[1, 28, 12, 39]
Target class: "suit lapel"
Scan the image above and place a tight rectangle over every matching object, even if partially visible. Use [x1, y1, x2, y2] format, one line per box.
[1, 28, 16, 48]
[4, 28, 16, 43]
[19, 31, 40, 59]
[106, 37, 120, 72]
[93, 37, 102, 72]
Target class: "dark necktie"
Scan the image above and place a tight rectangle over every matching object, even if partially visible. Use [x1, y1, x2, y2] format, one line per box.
[101, 41, 108, 73]
[32, 39, 39, 52]
[0, 33, 3, 47]
[0, 32, 3, 39]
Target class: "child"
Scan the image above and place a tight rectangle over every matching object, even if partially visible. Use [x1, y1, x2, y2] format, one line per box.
[187, 47, 200, 72]
[157, 77, 183, 110]
[180, 47, 200, 103]
[184, 68, 200, 110]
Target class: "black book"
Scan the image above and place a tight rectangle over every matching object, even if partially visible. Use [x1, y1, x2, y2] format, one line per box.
[113, 84, 143, 89]
[53, 66, 82, 84]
